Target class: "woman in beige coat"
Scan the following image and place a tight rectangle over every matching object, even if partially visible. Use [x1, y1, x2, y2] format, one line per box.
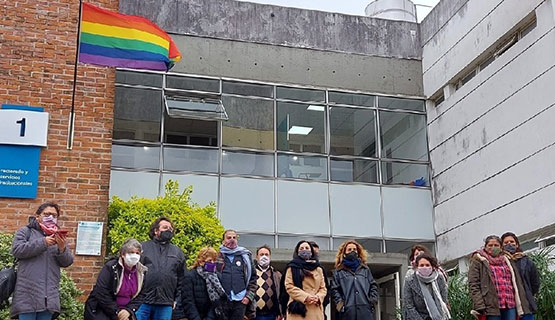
[283, 241, 327, 320]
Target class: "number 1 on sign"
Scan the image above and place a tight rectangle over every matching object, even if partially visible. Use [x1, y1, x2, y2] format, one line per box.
[16, 118, 26, 137]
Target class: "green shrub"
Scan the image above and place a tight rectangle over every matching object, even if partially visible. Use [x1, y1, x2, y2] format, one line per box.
[108, 180, 225, 266]
[0, 233, 83, 320]
[529, 247, 555, 320]
[447, 271, 474, 320]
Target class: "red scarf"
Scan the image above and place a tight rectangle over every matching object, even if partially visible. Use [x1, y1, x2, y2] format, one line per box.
[39, 223, 59, 235]
[477, 249, 505, 266]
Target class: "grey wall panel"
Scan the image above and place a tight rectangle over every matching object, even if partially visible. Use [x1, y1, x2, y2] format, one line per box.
[171, 35, 423, 96]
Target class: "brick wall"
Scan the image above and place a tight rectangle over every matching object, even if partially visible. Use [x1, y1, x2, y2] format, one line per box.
[0, 0, 118, 296]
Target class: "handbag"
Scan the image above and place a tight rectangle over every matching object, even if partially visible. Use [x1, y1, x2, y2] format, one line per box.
[0, 263, 16, 307]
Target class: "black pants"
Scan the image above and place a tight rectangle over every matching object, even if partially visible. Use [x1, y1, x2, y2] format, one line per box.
[226, 300, 247, 320]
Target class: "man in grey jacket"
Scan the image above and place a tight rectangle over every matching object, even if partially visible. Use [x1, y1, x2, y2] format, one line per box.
[11, 202, 74, 320]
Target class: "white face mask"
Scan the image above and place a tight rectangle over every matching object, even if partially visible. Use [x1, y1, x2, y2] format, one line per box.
[258, 255, 271, 268]
[124, 253, 140, 267]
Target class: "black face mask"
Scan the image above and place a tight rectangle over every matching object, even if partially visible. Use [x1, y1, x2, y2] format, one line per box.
[158, 230, 174, 242]
[345, 251, 358, 261]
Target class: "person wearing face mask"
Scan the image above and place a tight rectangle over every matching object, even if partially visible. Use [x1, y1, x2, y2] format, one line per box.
[11, 202, 74, 320]
[405, 245, 448, 281]
[501, 232, 540, 320]
[216, 230, 257, 320]
[330, 240, 378, 320]
[282, 241, 327, 320]
[245, 245, 283, 320]
[136, 217, 185, 320]
[468, 235, 530, 320]
[182, 247, 225, 320]
[85, 239, 148, 320]
[403, 253, 450, 320]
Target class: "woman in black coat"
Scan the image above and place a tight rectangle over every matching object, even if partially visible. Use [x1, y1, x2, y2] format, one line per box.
[330, 240, 378, 320]
[85, 239, 147, 320]
[502, 232, 540, 320]
[182, 246, 226, 320]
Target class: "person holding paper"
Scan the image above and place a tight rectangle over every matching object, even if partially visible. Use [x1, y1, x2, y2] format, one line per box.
[11, 202, 74, 320]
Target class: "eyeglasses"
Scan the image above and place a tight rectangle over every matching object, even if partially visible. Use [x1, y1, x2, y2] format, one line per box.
[41, 212, 59, 218]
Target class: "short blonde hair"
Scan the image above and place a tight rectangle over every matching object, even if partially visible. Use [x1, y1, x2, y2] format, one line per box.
[335, 240, 367, 269]
[191, 246, 218, 269]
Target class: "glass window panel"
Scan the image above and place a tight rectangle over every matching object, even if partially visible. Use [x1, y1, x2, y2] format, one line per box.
[222, 81, 274, 98]
[330, 107, 376, 157]
[222, 96, 274, 150]
[330, 158, 378, 183]
[115, 70, 163, 87]
[382, 187, 434, 239]
[220, 177, 274, 233]
[162, 174, 218, 206]
[277, 180, 329, 234]
[330, 184, 381, 237]
[164, 116, 217, 146]
[382, 162, 429, 186]
[333, 238, 382, 253]
[166, 75, 220, 92]
[329, 92, 374, 107]
[380, 111, 428, 161]
[278, 235, 330, 250]
[238, 234, 275, 249]
[276, 87, 325, 102]
[386, 240, 435, 256]
[165, 95, 227, 121]
[109, 170, 160, 200]
[378, 97, 425, 112]
[277, 102, 325, 153]
[277, 154, 327, 180]
[222, 151, 274, 177]
[114, 87, 162, 142]
[163, 147, 218, 173]
[111, 144, 160, 170]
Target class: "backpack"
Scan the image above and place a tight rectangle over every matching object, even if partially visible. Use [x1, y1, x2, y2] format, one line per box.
[0, 227, 31, 307]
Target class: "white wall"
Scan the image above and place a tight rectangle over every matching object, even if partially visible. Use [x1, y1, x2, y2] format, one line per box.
[422, 0, 555, 262]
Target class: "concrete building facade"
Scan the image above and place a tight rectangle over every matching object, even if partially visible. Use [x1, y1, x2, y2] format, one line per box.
[421, 0, 555, 268]
[2, 0, 555, 317]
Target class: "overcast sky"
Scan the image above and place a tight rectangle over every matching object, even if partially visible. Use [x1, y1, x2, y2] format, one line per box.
[237, 0, 440, 22]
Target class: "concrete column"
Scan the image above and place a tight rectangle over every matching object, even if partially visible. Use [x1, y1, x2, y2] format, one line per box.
[443, 83, 457, 100]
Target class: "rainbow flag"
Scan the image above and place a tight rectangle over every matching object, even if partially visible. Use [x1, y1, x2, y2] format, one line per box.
[79, 3, 181, 71]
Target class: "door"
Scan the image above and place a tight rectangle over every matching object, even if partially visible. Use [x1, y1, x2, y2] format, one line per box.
[376, 272, 401, 320]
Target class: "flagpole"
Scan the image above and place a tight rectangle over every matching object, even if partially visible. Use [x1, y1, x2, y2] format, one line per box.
[67, 0, 84, 150]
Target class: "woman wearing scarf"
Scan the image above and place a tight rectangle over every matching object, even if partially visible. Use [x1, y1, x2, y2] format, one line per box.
[403, 253, 450, 320]
[182, 247, 225, 320]
[405, 245, 448, 282]
[11, 202, 74, 320]
[283, 241, 327, 320]
[85, 239, 148, 320]
[468, 235, 531, 320]
[330, 240, 378, 320]
[501, 232, 540, 320]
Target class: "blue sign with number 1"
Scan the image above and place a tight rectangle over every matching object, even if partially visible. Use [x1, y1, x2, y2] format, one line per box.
[0, 104, 45, 199]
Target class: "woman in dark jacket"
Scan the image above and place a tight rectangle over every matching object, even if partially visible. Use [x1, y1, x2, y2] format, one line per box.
[331, 240, 378, 320]
[501, 232, 540, 320]
[11, 202, 74, 320]
[182, 246, 225, 320]
[403, 253, 450, 320]
[468, 235, 531, 320]
[85, 239, 148, 320]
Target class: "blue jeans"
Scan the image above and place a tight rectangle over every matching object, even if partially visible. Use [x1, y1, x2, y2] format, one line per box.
[255, 315, 277, 320]
[135, 304, 173, 320]
[520, 315, 535, 320]
[18, 311, 52, 320]
[486, 308, 517, 320]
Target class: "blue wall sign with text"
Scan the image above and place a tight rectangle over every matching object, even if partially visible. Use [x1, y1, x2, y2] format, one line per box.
[0, 104, 48, 199]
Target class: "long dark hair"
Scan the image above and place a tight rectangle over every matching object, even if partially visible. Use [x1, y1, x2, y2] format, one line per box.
[501, 232, 523, 252]
[292, 240, 315, 259]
